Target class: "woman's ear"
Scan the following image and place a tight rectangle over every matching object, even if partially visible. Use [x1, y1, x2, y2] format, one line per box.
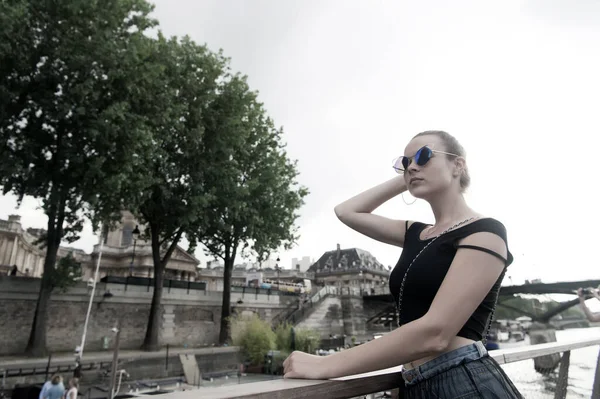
[454, 157, 466, 177]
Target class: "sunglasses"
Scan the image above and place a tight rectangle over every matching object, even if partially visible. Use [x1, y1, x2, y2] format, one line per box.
[392, 146, 459, 174]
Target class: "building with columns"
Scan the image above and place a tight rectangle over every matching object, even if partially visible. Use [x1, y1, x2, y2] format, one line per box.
[1, 215, 390, 295]
[86, 211, 200, 281]
[0, 215, 89, 277]
[0, 212, 200, 281]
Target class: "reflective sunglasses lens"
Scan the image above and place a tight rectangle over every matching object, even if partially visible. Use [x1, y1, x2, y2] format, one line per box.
[401, 156, 410, 170]
[392, 157, 406, 173]
[415, 146, 432, 166]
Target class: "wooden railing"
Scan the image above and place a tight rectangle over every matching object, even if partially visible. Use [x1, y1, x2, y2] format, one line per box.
[163, 337, 600, 399]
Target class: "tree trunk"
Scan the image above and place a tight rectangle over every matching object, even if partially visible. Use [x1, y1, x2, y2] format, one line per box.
[24, 258, 55, 357]
[141, 226, 183, 351]
[142, 226, 165, 351]
[219, 246, 236, 345]
[25, 191, 65, 357]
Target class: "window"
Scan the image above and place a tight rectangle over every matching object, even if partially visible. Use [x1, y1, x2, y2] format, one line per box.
[121, 224, 133, 247]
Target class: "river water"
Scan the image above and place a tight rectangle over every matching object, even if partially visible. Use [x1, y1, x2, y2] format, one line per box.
[500, 327, 599, 398]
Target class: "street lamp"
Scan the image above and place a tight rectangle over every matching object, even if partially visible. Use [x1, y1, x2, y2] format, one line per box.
[108, 318, 123, 399]
[275, 257, 281, 290]
[78, 224, 106, 362]
[129, 225, 140, 276]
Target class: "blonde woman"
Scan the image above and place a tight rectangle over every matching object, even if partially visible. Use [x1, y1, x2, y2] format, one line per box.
[284, 131, 522, 398]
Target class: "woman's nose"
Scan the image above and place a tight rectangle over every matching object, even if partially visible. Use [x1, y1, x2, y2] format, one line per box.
[407, 161, 420, 173]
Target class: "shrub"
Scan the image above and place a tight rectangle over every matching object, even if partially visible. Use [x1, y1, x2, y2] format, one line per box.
[270, 350, 290, 375]
[274, 322, 293, 352]
[231, 313, 275, 365]
[295, 328, 321, 354]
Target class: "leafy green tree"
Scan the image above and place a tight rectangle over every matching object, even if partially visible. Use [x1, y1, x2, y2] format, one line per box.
[50, 253, 82, 293]
[126, 34, 227, 351]
[190, 75, 309, 344]
[0, 0, 157, 356]
[495, 295, 586, 320]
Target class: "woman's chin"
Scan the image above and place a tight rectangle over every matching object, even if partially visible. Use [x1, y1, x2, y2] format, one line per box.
[407, 186, 428, 199]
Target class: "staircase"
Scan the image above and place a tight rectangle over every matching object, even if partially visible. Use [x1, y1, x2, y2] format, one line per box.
[275, 286, 338, 327]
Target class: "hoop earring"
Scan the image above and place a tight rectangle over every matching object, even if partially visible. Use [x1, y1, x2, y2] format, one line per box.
[401, 192, 417, 205]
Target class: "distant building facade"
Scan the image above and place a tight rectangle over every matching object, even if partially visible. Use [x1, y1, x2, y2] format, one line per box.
[1, 215, 390, 295]
[0, 215, 89, 277]
[87, 211, 199, 281]
[291, 256, 312, 272]
[307, 244, 390, 294]
[0, 212, 199, 281]
[196, 262, 314, 291]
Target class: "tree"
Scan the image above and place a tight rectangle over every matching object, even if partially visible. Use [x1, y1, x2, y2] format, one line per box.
[190, 75, 308, 344]
[125, 34, 227, 351]
[50, 253, 83, 293]
[0, 0, 158, 356]
[495, 295, 587, 320]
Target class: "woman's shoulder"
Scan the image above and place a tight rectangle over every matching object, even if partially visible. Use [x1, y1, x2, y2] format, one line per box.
[466, 217, 509, 237]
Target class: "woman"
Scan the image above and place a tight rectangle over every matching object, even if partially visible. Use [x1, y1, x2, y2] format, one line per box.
[577, 286, 600, 322]
[64, 378, 78, 399]
[283, 131, 522, 398]
[39, 374, 63, 399]
[43, 375, 64, 399]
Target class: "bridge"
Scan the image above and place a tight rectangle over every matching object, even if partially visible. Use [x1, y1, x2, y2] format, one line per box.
[362, 279, 600, 329]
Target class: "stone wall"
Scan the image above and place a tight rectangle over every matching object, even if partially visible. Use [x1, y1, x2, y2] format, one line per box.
[341, 295, 366, 336]
[0, 277, 286, 355]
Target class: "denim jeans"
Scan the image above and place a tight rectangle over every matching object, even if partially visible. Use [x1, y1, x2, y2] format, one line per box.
[402, 341, 523, 398]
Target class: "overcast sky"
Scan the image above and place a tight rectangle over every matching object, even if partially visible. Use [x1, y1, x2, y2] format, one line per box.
[2, 0, 599, 288]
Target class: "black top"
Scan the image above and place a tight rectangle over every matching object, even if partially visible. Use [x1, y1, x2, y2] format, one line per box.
[389, 218, 514, 341]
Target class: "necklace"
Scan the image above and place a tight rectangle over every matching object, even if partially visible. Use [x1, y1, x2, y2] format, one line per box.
[396, 215, 501, 351]
[422, 216, 479, 240]
[396, 217, 475, 325]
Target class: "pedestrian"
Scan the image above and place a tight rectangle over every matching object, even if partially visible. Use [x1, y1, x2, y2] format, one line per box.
[42, 375, 64, 399]
[577, 286, 600, 322]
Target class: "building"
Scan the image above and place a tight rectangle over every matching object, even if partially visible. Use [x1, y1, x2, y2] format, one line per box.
[1, 215, 389, 295]
[0, 215, 89, 277]
[258, 258, 280, 269]
[291, 256, 312, 272]
[0, 212, 200, 281]
[196, 263, 314, 291]
[85, 211, 199, 281]
[307, 244, 390, 294]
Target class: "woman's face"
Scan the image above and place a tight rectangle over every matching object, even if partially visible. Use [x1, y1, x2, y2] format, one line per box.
[402, 135, 461, 199]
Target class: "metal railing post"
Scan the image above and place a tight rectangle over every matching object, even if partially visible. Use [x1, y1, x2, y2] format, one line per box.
[553, 350, 570, 399]
[592, 345, 600, 399]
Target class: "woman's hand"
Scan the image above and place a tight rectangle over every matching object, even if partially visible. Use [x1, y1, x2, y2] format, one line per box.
[283, 351, 333, 380]
[578, 287, 599, 300]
